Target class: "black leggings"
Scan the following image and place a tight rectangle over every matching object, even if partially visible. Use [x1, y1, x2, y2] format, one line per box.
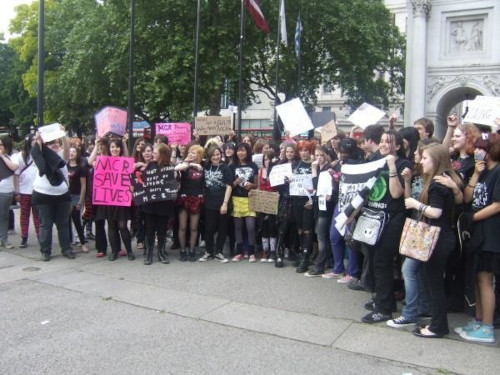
[95, 219, 107, 254]
[204, 208, 229, 256]
[108, 219, 132, 255]
[145, 213, 168, 246]
[69, 206, 86, 244]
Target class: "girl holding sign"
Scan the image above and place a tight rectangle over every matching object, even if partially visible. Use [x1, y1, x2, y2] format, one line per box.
[274, 143, 299, 268]
[291, 141, 315, 274]
[90, 138, 135, 262]
[142, 143, 177, 265]
[230, 143, 258, 262]
[256, 149, 278, 262]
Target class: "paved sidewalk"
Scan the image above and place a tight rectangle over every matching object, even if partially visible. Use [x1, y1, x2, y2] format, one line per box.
[0, 228, 498, 374]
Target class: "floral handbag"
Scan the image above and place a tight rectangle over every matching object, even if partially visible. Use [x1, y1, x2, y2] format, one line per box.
[399, 208, 441, 262]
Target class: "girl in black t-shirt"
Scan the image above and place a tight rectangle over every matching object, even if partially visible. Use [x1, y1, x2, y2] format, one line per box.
[230, 143, 258, 262]
[459, 134, 500, 344]
[67, 146, 89, 253]
[174, 145, 205, 262]
[404, 144, 463, 338]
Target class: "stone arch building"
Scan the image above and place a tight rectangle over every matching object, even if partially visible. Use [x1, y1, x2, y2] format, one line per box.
[396, 0, 500, 137]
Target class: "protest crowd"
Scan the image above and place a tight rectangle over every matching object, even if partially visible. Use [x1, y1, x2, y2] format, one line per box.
[1, 112, 500, 345]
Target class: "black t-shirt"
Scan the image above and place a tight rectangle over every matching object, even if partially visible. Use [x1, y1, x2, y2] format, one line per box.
[367, 157, 412, 214]
[451, 154, 474, 184]
[68, 164, 85, 195]
[179, 166, 204, 196]
[427, 181, 454, 228]
[472, 164, 500, 253]
[204, 164, 233, 210]
[231, 162, 258, 198]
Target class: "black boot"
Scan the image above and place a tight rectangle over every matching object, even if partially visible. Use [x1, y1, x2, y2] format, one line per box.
[126, 246, 135, 260]
[84, 219, 95, 241]
[296, 250, 310, 273]
[188, 248, 197, 262]
[158, 237, 169, 264]
[179, 248, 188, 262]
[144, 238, 153, 265]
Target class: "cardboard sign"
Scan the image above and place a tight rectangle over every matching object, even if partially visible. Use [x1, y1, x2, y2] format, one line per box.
[289, 174, 314, 196]
[95, 106, 128, 138]
[252, 154, 263, 169]
[133, 121, 150, 130]
[195, 116, 233, 135]
[317, 171, 333, 196]
[347, 103, 386, 129]
[463, 96, 500, 129]
[249, 190, 279, 215]
[155, 123, 191, 145]
[269, 163, 293, 187]
[93, 156, 134, 206]
[320, 120, 338, 145]
[130, 165, 180, 205]
[39, 123, 66, 143]
[276, 98, 314, 136]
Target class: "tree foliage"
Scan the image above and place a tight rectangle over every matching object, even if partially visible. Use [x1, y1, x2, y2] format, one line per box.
[0, 0, 404, 135]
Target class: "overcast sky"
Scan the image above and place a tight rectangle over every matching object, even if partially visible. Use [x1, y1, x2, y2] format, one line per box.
[0, 0, 33, 40]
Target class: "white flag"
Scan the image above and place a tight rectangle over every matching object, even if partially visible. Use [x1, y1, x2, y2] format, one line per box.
[280, 0, 287, 46]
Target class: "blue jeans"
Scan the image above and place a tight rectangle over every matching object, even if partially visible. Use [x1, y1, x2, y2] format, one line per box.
[401, 257, 431, 321]
[330, 205, 359, 277]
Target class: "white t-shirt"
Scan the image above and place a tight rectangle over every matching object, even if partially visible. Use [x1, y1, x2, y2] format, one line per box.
[14, 152, 38, 195]
[32, 150, 69, 196]
[0, 154, 15, 194]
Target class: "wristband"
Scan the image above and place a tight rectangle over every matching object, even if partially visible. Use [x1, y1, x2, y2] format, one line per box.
[467, 183, 475, 188]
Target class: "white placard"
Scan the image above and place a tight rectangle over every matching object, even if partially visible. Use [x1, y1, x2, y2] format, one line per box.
[317, 171, 333, 196]
[463, 96, 500, 129]
[289, 174, 313, 196]
[269, 163, 293, 187]
[276, 98, 314, 136]
[39, 123, 66, 143]
[347, 103, 386, 129]
[318, 196, 327, 211]
[252, 154, 263, 169]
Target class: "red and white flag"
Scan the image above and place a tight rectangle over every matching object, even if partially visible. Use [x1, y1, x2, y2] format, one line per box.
[244, 0, 270, 34]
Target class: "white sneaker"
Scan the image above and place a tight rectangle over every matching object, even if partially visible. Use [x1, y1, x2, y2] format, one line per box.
[214, 253, 229, 263]
[198, 252, 211, 262]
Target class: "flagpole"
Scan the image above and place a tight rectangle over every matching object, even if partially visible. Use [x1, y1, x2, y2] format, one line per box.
[193, 0, 201, 118]
[37, 0, 44, 127]
[237, 0, 245, 142]
[272, 0, 282, 144]
[127, 0, 136, 151]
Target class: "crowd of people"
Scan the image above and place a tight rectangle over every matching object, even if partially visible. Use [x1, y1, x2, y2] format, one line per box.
[1, 114, 499, 344]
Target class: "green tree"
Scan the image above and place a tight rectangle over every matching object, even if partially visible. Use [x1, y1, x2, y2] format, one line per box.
[6, 0, 404, 135]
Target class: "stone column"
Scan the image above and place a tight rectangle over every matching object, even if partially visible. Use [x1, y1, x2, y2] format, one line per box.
[406, 0, 431, 125]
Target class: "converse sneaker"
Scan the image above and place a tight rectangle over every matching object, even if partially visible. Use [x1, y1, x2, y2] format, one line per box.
[454, 319, 481, 335]
[214, 253, 229, 263]
[337, 275, 357, 284]
[361, 311, 392, 324]
[304, 268, 324, 277]
[460, 324, 495, 343]
[249, 255, 257, 263]
[19, 237, 28, 248]
[387, 316, 414, 328]
[232, 254, 244, 262]
[260, 253, 268, 263]
[198, 252, 212, 262]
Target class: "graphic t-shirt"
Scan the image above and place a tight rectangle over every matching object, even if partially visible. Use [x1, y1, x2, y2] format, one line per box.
[179, 166, 204, 196]
[231, 162, 258, 197]
[204, 164, 233, 210]
[451, 155, 474, 184]
[471, 164, 500, 253]
[68, 164, 85, 195]
[367, 157, 412, 214]
[291, 160, 312, 205]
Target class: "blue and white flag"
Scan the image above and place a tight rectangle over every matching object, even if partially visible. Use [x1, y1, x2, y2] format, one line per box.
[295, 13, 302, 58]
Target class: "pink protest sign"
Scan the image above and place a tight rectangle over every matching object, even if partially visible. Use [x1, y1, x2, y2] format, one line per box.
[93, 156, 135, 206]
[95, 106, 128, 138]
[155, 123, 191, 145]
